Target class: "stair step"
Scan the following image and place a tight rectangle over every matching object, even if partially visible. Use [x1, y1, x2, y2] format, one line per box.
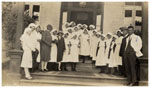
[20, 78, 126, 86]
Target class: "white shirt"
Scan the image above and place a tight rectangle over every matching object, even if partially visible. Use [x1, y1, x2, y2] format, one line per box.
[125, 34, 143, 57]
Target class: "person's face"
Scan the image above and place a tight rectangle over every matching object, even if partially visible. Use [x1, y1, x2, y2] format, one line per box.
[117, 32, 122, 37]
[53, 31, 57, 35]
[89, 27, 94, 30]
[68, 29, 72, 33]
[58, 33, 63, 37]
[65, 24, 69, 28]
[73, 35, 77, 39]
[83, 30, 88, 34]
[96, 34, 100, 38]
[27, 30, 32, 35]
[74, 27, 78, 32]
[101, 36, 105, 40]
[112, 37, 116, 41]
[36, 26, 41, 32]
[107, 34, 111, 39]
[47, 26, 52, 32]
[122, 29, 128, 36]
[128, 28, 134, 35]
[64, 34, 68, 38]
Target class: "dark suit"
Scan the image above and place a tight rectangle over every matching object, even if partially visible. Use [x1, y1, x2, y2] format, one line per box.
[119, 35, 128, 76]
[124, 39, 137, 83]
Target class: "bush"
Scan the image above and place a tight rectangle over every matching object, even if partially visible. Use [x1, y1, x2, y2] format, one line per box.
[2, 2, 35, 49]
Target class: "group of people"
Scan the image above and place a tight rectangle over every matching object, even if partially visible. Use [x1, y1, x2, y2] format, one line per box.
[20, 21, 143, 86]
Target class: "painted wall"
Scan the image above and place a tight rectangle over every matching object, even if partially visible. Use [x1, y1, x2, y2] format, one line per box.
[40, 2, 61, 30]
[103, 2, 124, 34]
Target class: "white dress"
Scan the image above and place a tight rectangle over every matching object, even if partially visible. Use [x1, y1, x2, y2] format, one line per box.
[91, 36, 100, 60]
[49, 35, 58, 62]
[80, 34, 90, 56]
[108, 41, 117, 67]
[62, 38, 71, 62]
[70, 39, 79, 62]
[115, 36, 123, 66]
[20, 33, 35, 68]
[95, 40, 107, 66]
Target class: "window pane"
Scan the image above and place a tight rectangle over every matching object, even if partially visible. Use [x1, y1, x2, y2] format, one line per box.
[24, 5, 29, 11]
[135, 2, 142, 6]
[136, 10, 142, 17]
[32, 5, 40, 20]
[125, 2, 134, 5]
[125, 10, 132, 17]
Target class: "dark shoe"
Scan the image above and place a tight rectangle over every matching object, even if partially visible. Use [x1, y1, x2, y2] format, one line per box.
[40, 69, 45, 72]
[44, 69, 48, 72]
[64, 68, 68, 71]
[131, 82, 139, 86]
[127, 82, 132, 86]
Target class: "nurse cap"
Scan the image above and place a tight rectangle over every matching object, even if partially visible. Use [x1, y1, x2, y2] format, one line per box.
[89, 25, 95, 29]
[28, 23, 36, 28]
[101, 34, 106, 37]
[83, 24, 88, 28]
[113, 35, 118, 38]
[106, 32, 112, 35]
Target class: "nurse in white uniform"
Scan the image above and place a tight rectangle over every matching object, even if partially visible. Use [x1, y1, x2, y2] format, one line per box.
[20, 23, 36, 79]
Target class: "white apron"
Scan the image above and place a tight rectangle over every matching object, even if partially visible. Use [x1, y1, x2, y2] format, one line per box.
[114, 36, 123, 66]
[80, 34, 90, 56]
[108, 41, 118, 67]
[91, 37, 100, 60]
[49, 35, 58, 62]
[95, 40, 107, 66]
[20, 34, 35, 68]
[62, 38, 71, 62]
[70, 39, 79, 62]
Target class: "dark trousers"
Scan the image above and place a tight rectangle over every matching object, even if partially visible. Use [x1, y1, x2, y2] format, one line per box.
[30, 49, 39, 72]
[119, 56, 127, 76]
[124, 52, 137, 83]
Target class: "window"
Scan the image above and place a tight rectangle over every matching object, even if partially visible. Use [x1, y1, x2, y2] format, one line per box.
[24, 5, 29, 16]
[24, 5, 29, 11]
[32, 5, 40, 21]
[125, 10, 132, 17]
[136, 10, 142, 17]
[135, 2, 142, 6]
[125, 2, 134, 5]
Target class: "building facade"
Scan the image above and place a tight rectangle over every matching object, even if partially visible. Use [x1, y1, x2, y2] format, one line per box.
[24, 2, 142, 33]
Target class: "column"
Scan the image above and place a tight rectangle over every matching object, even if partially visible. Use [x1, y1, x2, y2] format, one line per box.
[15, 2, 25, 49]
[8, 2, 24, 74]
[142, 2, 148, 57]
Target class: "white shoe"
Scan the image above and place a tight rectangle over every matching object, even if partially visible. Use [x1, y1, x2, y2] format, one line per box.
[25, 76, 32, 80]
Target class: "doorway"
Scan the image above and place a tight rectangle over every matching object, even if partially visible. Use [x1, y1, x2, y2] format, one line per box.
[69, 11, 95, 26]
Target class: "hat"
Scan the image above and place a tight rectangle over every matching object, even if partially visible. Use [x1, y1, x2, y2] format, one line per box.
[89, 25, 95, 29]
[106, 32, 112, 35]
[101, 34, 106, 37]
[113, 35, 118, 38]
[67, 28, 73, 32]
[116, 30, 123, 34]
[83, 24, 88, 28]
[51, 29, 57, 33]
[57, 31, 64, 35]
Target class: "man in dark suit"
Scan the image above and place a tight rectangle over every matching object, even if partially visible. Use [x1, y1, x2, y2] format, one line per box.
[124, 26, 142, 86]
[119, 27, 129, 77]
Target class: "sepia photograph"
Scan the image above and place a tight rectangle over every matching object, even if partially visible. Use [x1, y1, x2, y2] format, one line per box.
[2, 1, 148, 86]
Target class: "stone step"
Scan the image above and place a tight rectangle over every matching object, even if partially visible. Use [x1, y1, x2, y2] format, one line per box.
[20, 78, 126, 86]
[20, 71, 127, 86]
